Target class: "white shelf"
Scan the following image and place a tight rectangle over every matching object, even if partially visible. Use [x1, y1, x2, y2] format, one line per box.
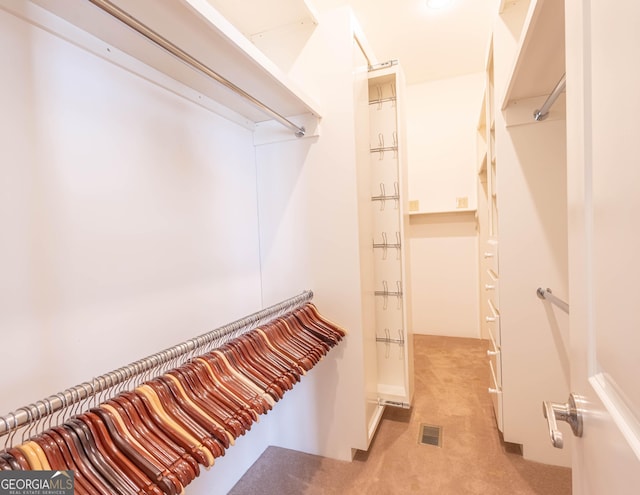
[478, 153, 488, 175]
[499, 0, 528, 14]
[18, 0, 322, 128]
[377, 384, 407, 398]
[410, 208, 477, 217]
[477, 90, 487, 129]
[206, 0, 318, 39]
[500, 0, 565, 109]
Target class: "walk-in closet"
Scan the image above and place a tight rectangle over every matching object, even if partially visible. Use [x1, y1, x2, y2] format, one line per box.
[1, 0, 639, 494]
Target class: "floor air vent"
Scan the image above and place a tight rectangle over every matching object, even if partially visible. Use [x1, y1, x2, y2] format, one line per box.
[418, 424, 442, 447]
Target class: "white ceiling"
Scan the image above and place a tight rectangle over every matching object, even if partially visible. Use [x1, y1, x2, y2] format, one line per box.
[208, 0, 499, 85]
[311, 0, 499, 84]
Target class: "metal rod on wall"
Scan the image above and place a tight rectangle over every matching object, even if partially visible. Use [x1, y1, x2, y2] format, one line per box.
[88, 0, 306, 137]
[0, 290, 314, 438]
[536, 287, 569, 313]
[533, 73, 566, 121]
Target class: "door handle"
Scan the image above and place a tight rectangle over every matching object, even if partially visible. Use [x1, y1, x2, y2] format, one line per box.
[542, 393, 583, 449]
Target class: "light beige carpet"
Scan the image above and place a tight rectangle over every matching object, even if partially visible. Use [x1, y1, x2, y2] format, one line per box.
[229, 335, 571, 494]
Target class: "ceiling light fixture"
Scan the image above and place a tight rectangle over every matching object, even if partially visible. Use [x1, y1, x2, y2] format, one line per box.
[426, 0, 452, 8]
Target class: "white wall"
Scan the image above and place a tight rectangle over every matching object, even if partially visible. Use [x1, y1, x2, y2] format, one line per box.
[409, 212, 479, 337]
[406, 73, 484, 213]
[0, 8, 268, 493]
[405, 73, 483, 338]
[497, 114, 570, 466]
[254, 7, 370, 460]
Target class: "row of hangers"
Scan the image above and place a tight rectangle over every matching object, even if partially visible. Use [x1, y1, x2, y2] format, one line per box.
[0, 303, 346, 495]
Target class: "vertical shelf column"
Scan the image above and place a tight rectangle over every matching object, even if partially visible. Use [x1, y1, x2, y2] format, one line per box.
[368, 66, 414, 410]
[477, 39, 503, 432]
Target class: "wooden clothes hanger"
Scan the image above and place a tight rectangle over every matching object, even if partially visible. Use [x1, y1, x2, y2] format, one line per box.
[166, 368, 244, 439]
[159, 373, 236, 447]
[215, 345, 285, 401]
[189, 357, 261, 420]
[231, 334, 299, 390]
[248, 329, 307, 377]
[196, 354, 273, 413]
[185, 359, 258, 426]
[78, 412, 164, 495]
[52, 425, 118, 494]
[103, 400, 194, 490]
[124, 390, 213, 469]
[182, 361, 256, 431]
[15, 443, 41, 470]
[94, 405, 184, 495]
[65, 419, 137, 495]
[208, 349, 279, 404]
[259, 322, 317, 370]
[272, 317, 326, 365]
[6, 448, 31, 470]
[0, 452, 20, 470]
[41, 431, 103, 495]
[290, 309, 339, 348]
[139, 382, 226, 458]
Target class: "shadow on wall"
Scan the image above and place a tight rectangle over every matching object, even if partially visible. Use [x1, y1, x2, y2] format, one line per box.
[255, 136, 318, 264]
[510, 120, 568, 295]
[539, 298, 570, 387]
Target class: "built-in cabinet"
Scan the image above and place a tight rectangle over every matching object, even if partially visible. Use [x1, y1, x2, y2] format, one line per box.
[480, 0, 570, 466]
[477, 38, 503, 431]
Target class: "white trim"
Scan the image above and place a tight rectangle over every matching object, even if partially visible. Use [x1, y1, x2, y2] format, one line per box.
[590, 373, 640, 462]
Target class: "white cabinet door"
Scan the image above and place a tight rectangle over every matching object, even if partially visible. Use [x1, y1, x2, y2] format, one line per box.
[566, 1, 640, 493]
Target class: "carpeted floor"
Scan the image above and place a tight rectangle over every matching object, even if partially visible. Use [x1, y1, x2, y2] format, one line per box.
[228, 335, 572, 494]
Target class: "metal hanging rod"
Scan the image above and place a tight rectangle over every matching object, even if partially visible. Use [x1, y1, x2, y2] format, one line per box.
[87, 0, 306, 137]
[536, 287, 569, 314]
[533, 73, 566, 121]
[0, 290, 313, 438]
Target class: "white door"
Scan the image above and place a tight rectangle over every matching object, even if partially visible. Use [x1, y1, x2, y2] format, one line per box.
[564, 0, 640, 493]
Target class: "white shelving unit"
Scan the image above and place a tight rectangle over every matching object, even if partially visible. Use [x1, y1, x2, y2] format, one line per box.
[476, 35, 503, 432]
[485, 0, 570, 466]
[409, 209, 477, 217]
[9, 0, 322, 133]
[366, 64, 414, 429]
[500, 0, 565, 109]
